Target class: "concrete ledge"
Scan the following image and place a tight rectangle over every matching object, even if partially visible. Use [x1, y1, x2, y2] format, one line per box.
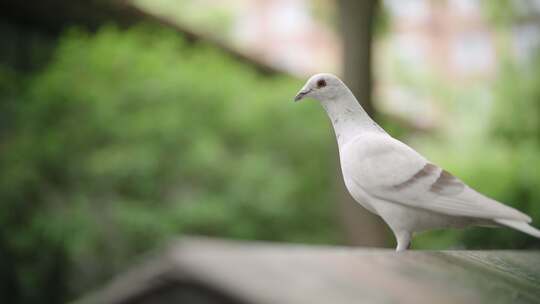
[75, 237, 540, 304]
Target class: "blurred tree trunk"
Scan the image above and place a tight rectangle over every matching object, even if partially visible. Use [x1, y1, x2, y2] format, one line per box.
[337, 0, 388, 247]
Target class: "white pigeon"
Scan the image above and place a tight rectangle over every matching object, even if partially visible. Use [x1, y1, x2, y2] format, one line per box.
[294, 73, 540, 252]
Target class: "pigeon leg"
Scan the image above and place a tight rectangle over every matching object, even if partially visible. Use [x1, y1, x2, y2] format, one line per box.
[395, 231, 411, 252]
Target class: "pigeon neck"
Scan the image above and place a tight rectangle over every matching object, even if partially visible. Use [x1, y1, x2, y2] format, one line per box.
[321, 91, 383, 147]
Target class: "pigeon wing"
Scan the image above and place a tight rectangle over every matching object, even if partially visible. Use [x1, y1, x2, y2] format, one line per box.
[342, 134, 531, 222]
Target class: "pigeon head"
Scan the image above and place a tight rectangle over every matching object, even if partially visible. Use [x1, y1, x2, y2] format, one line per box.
[294, 73, 345, 102]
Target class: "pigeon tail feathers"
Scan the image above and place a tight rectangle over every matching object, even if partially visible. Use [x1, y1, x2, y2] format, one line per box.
[495, 219, 540, 238]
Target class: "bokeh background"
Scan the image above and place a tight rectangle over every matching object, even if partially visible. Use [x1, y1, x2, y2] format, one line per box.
[1, 0, 540, 303]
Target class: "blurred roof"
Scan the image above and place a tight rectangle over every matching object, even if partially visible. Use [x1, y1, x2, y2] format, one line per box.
[0, 0, 283, 75]
[75, 237, 540, 304]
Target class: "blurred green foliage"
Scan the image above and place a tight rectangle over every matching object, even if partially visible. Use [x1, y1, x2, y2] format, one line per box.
[0, 26, 341, 303]
[2, 19, 540, 304]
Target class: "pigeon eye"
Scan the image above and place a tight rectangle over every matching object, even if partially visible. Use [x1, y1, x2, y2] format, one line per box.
[316, 79, 327, 88]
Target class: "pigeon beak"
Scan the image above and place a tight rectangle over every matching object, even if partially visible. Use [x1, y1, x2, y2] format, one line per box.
[294, 89, 312, 102]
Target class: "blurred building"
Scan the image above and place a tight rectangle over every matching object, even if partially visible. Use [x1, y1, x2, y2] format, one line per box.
[132, 0, 340, 76]
[232, 0, 340, 76]
[384, 0, 540, 80]
[385, 0, 495, 80]
[129, 0, 540, 131]
[378, 0, 540, 129]
[132, 0, 540, 79]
